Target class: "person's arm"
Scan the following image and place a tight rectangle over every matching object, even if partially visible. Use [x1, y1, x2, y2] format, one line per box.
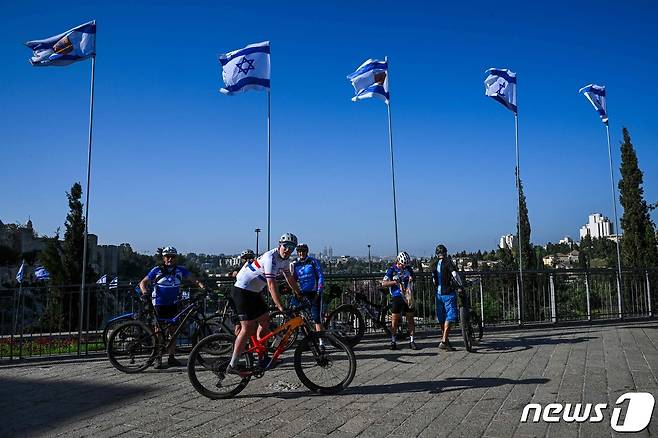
[139, 275, 151, 297]
[449, 260, 464, 288]
[381, 268, 398, 288]
[266, 278, 285, 311]
[314, 259, 325, 293]
[283, 269, 303, 297]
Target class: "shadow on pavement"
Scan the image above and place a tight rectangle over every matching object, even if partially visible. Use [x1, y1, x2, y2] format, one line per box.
[0, 375, 157, 436]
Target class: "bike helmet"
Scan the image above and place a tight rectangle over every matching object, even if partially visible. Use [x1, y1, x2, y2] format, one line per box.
[240, 249, 255, 259]
[435, 244, 447, 257]
[162, 246, 178, 256]
[278, 233, 298, 246]
[296, 243, 309, 252]
[397, 251, 411, 265]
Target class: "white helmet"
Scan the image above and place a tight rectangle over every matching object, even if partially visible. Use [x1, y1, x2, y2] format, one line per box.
[162, 246, 178, 256]
[278, 233, 298, 246]
[240, 249, 255, 259]
[397, 251, 411, 265]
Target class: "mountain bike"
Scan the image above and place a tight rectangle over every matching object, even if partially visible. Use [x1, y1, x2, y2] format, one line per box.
[187, 304, 357, 399]
[324, 286, 409, 347]
[106, 291, 218, 373]
[102, 287, 150, 347]
[458, 289, 483, 352]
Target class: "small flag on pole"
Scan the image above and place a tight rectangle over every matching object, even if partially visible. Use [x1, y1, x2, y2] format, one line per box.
[579, 84, 608, 124]
[96, 274, 107, 285]
[219, 41, 271, 95]
[16, 261, 25, 283]
[34, 266, 50, 281]
[347, 59, 390, 103]
[25, 21, 96, 67]
[485, 68, 517, 113]
[109, 276, 118, 289]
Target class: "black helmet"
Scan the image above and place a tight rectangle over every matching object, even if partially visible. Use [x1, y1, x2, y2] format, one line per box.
[435, 244, 447, 257]
[240, 249, 255, 259]
[297, 243, 309, 253]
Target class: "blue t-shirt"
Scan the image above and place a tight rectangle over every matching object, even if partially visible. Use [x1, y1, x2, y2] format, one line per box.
[292, 257, 325, 293]
[383, 264, 413, 298]
[147, 265, 190, 306]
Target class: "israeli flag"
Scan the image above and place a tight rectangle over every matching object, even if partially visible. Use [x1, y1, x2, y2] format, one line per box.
[485, 68, 517, 113]
[579, 84, 608, 124]
[25, 21, 96, 67]
[34, 266, 50, 281]
[109, 276, 118, 289]
[347, 59, 390, 103]
[219, 41, 270, 95]
[96, 274, 107, 285]
[16, 261, 25, 283]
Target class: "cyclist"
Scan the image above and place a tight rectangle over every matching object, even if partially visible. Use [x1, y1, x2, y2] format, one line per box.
[229, 249, 256, 277]
[227, 233, 303, 375]
[290, 244, 325, 333]
[430, 244, 463, 352]
[139, 246, 205, 368]
[381, 251, 417, 350]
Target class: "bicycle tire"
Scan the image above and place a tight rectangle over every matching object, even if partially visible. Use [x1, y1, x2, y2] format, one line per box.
[380, 303, 410, 340]
[102, 315, 133, 347]
[107, 320, 157, 373]
[268, 310, 299, 352]
[324, 304, 365, 347]
[459, 307, 474, 352]
[187, 333, 252, 399]
[472, 311, 483, 342]
[294, 332, 356, 394]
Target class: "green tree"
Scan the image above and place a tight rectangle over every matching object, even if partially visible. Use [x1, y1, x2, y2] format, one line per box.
[618, 128, 658, 269]
[40, 230, 66, 285]
[514, 173, 536, 270]
[62, 183, 88, 284]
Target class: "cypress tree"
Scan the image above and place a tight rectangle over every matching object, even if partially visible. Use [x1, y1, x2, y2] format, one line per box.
[515, 173, 536, 270]
[618, 128, 658, 269]
[62, 183, 87, 284]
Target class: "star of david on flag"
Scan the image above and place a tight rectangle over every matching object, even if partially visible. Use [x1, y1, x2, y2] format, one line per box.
[34, 266, 50, 281]
[579, 84, 608, 124]
[485, 68, 517, 113]
[109, 276, 118, 289]
[16, 261, 25, 283]
[25, 21, 96, 67]
[219, 41, 270, 95]
[347, 59, 390, 103]
[96, 274, 107, 285]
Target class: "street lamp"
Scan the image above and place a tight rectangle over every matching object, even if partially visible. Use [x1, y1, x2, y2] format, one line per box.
[255, 228, 261, 256]
[367, 244, 372, 275]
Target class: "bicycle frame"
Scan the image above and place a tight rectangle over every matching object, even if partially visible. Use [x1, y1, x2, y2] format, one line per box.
[246, 314, 309, 363]
[152, 300, 203, 352]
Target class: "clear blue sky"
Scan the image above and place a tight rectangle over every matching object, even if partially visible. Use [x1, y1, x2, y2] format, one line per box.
[2, 0, 657, 257]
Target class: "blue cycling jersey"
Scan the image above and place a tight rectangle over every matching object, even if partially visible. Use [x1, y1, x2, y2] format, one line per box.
[383, 264, 413, 298]
[146, 265, 190, 306]
[292, 257, 324, 293]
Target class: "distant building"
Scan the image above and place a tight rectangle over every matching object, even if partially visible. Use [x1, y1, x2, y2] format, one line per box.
[559, 236, 574, 246]
[499, 234, 517, 250]
[579, 213, 614, 240]
[542, 250, 580, 268]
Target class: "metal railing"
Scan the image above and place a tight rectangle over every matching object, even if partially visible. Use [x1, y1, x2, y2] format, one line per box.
[0, 268, 655, 361]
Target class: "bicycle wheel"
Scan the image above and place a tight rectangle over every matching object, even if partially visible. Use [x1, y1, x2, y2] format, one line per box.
[380, 304, 409, 340]
[471, 310, 483, 342]
[107, 321, 157, 373]
[102, 316, 132, 347]
[325, 304, 365, 347]
[268, 310, 299, 352]
[459, 307, 474, 352]
[187, 333, 252, 399]
[294, 332, 356, 394]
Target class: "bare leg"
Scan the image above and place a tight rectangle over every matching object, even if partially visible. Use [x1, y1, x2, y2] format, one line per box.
[442, 321, 451, 343]
[231, 320, 256, 366]
[391, 313, 401, 341]
[406, 312, 415, 337]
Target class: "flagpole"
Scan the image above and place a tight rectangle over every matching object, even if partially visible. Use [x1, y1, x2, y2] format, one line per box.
[605, 123, 623, 318]
[267, 90, 271, 250]
[385, 58, 400, 255]
[78, 55, 96, 355]
[514, 112, 523, 325]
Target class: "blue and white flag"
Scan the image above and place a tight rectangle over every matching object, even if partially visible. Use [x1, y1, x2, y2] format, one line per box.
[485, 68, 517, 113]
[16, 261, 25, 283]
[96, 274, 107, 285]
[579, 84, 608, 124]
[347, 59, 389, 103]
[109, 276, 118, 289]
[34, 266, 50, 281]
[219, 41, 270, 95]
[25, 21, 96, 67]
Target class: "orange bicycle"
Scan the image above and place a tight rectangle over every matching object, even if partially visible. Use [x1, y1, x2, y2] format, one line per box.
[186, 305, 357, 399]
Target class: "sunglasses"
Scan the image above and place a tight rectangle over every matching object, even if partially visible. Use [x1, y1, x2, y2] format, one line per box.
[163, 254, 177, 259]
[282, 243, 296, 251]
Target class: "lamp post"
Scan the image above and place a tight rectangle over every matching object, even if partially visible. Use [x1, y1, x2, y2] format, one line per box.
[255, 228, 261, 256]
[367, 244, 372, 275]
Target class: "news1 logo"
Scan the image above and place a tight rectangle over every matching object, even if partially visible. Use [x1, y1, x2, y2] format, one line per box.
[520, 392, 655, 432]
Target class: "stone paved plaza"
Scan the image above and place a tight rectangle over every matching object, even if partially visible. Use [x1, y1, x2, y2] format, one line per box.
[1, 320, 657, 437]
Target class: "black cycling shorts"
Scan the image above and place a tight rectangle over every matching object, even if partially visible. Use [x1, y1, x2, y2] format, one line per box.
[154, 305, 179, 320]
[232, 286, 269, 321]
[390, 295, 413, 314]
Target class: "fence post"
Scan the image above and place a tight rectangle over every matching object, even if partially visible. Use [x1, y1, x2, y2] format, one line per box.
[549, 273, 557, 323]
[479, 274, 485, 327]
[516, 273, 522, 325]
[585, 272, 591, 321]
[647, 270, 653, 317]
